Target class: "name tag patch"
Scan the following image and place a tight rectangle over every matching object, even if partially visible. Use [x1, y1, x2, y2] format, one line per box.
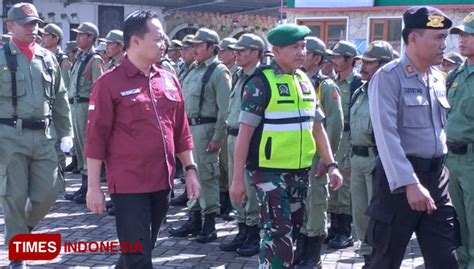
[120, 88, 141, 96]
[403, 87, 422, 94]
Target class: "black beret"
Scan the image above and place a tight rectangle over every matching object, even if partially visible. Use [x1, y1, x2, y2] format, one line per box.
[403, 6, 452, 30]
[267, 24, 311, 46]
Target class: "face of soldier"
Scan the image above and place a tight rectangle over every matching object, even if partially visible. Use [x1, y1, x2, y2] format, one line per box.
[106, 42, 123, 59]
[181, 46, 194, 65]
[331, 55, 353, 74]
[218, 49, 236, 66]
[76, 33, 94, 50]
[67, 51, 78, 63]
[131, 18, 166, 66]
[411, 29, 447, 66]
[303, 52, 322, 70]
[193, 42, 214, 63]
[168, 50, 181, 62]
[235, 49, 258, 69]
[360, 60, 380, 81]
[41, 33, 58, 50]
[273, 40, 306, 72]
[8, 20, 38, 43]
[458, 32, 474, 61]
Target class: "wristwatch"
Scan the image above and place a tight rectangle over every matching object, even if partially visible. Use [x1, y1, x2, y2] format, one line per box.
[185, 164, 198, 172]
[326, 162, 339, 170]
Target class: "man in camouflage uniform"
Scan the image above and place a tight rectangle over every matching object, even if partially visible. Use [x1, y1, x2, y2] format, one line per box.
[230, 24, 343, 269]
[0, 3, 72, 267]
[168, 28, 231, 243]
[295, 36, 343, 268]
[64, 22, 103, 204]
[349, 40, 394, 269]
[219, 34, 263, 256]
[446, 12, 474, 269]
[327, 40, 360, 249]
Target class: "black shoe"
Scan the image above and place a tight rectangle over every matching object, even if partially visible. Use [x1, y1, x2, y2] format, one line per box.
[168, 211, 202, 237]
[65, 156, 77, 173]
[107, 205, 115, 216]
[236, 225, 260, 257]
[170, 190, 188, 207]
[298, 236, 324, 268]
[219, 223, 247, 252]
[362, 255, 372, 269]
[293, 233, 307, 265]
[106, 200, 114, 209]
[64, 187, 86, 201]
[196, 213, 217, 243]
[9, 260, 26, 269]
[73, 191, 87, 204]
[328, 214, 353, 249]
[324, 213, 341, 244]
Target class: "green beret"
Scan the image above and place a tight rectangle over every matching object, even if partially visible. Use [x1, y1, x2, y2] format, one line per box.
[267, 24, 311, 47]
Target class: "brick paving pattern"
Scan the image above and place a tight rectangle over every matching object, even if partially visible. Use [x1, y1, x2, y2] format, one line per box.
[0, 162, 426, 268]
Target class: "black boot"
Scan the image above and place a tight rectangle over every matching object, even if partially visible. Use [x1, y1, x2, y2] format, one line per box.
[170, 190, 188, 206]
[219, 223, 247, 252]
[362, 254, 372, 269]
[220, 191, 234, 221]
[293, 233, 307, 265]
[65, 155, 77, 172]
[64, 174, 87, 201]
[298, 235, 324, 268]
[328, 214, 353, 249]
[73, 175, 88, 204]
[324, 213, 340, 244]
[196, 213, 217, 243]
[236, 225, 260, 256]
[168, 211, 202, 237]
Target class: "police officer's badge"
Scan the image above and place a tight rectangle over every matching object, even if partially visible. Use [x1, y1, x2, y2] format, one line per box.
[277, 83, 290, 96]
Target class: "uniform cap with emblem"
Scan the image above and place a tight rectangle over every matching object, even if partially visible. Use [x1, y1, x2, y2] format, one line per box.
[403, 6, 452, 30]
[72, 22, 99, 37]
[443, 52, 464, 65]
[7, 3, 43, 25]
[450, 12, 474, 34]
[327, 41, 358, 57]
[230, 34, 265, 51]
[103, 29, 123, 44]
[181, 34, 194, 48]
[267, 24, 311, 47]
[43, 23, 63, 40]
[64, 41, 78, 53]
[189, 28, 220, 44]
[218, 37, 237, 50]
[169, 39, 182, 51]
[305, 36, 326, 55]
[361, 40, 394, 62]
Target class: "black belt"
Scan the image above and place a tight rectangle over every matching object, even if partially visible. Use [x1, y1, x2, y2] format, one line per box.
[188, 117, 217, 126]
[447, 142, 468, 155]
[69, 97, 90, 104]
[344, 123, 350, 132]
[227, 127, 239, 136]
[0, 118, 47, 130]
[352, 145, 377, 157]
[407, 155, 444, 173]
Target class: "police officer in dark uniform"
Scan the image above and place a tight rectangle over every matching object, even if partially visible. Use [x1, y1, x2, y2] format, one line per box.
[367, 6, 459, 268]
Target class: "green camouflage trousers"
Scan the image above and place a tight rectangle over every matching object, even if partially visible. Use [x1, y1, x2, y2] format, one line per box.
[251, 170, 309, 269]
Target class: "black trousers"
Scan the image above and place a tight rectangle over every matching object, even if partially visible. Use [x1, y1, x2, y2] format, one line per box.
[366, 157, 460, 269]
[111, 189, 170, 269]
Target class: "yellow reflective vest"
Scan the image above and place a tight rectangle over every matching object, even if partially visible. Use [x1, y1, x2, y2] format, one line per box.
[247, 67, 317, 171]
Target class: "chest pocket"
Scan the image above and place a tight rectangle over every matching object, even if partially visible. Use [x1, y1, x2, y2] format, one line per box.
[122, 92, 153, 122]
[461, 97, 474, 119]
[402, 94, 431, 128]
[0, 71, 26, 97]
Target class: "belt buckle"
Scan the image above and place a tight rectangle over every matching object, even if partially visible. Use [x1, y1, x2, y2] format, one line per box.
[190, 118, 197, 125]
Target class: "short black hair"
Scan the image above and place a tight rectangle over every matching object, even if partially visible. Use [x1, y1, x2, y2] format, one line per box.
[402, 28, 425, 45]
[124, 10, 159, 50]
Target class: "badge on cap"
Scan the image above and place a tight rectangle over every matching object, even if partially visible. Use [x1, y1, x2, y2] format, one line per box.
[22, 5, 34, 16]
[406, 65, 414, 73]
[277, 83, 290, 96]
[465, 14, 474, 23]
[366, 43, 373, 52]
[427, 15, 445, 28]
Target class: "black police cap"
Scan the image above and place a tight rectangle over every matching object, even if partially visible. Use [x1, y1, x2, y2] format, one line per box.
[403, 6, 452, 30]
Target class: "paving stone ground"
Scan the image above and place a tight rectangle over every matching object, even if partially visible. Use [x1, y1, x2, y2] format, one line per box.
[0, 159, 426, 268]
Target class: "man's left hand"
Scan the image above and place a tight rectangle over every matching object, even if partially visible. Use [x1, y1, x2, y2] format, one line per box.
[185, 170, 200, 200]
[328, 168, 343, 191]
[206, 140, 221, 153]
[60, 136, 74, 153]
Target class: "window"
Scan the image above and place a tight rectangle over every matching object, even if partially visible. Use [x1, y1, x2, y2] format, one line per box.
[369, 18, 402, 52]
[297, 19, 347, 49]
